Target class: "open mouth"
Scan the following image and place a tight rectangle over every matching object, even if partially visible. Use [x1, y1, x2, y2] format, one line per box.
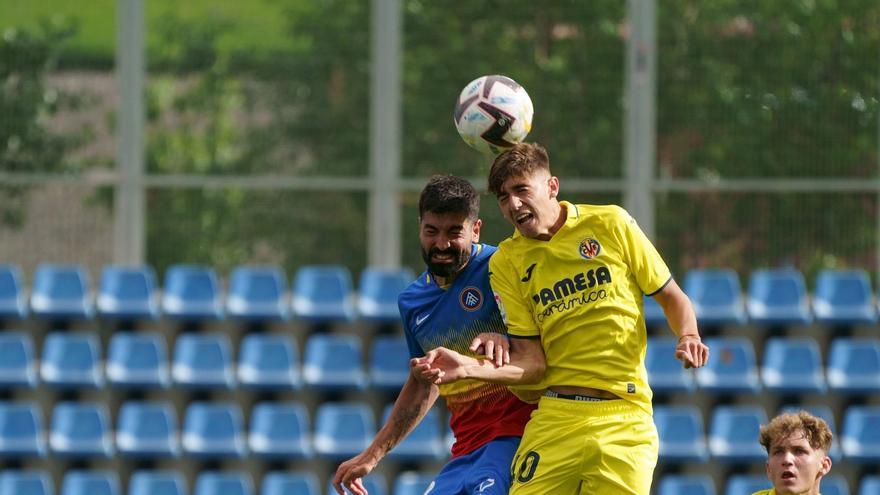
[781, 471, 796, 481]
[515, 212, 533, 225]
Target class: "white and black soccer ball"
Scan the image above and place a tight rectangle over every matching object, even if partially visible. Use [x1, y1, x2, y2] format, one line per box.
[453, 75, 534, 155]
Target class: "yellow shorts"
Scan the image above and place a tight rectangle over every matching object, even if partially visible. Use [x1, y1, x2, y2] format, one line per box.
[509, 395, 659, 495]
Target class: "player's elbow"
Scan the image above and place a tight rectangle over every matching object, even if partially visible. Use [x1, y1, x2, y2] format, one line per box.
[520, 359, 546, 384]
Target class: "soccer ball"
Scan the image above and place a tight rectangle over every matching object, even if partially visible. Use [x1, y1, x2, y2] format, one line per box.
[453, 75, 534, 155]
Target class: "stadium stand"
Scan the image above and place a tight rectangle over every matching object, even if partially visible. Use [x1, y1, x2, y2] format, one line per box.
[0, 402, 45, 457]
[127, 470, 186, 495]
[226, 265, 290, 321]
[106, 331, 171, 389]
[861, 476, 880, 495]
[368, 334, 411, 392]
[0, 470, 53, 495]
[0, 331, 36, 388]
[40, 331, 104, 389]
[171, 332, 235, 390]
[161, 265, 224, 321]
[746, 268, 812, 325]
[237, 332, 301, 390]
[653, 405, 709, 463]
[326, 474, 387, 495]
[642, 295, 666, 327]
[760, 336, 826, 394]
[193, 472, 253, 495]
[313, 402, 375, 460]
[0, 265, 27, 319]
[291, 265, 356, 323]
[708, 405, 768, 464]
[393, 471, 437, 495]
[49, 402, 114, 458]
[382, 404, 446, 462]
[822, 475, 852, 495]
[696, 337, 761, 394]
[96, 265, 159, 320]
[827, 338, 880, 395]
[181, 402, 246, 459]
[684, 268, 747, 325]
[841, 406, 880, 464]
[30, 264, 92, 320]
[655, 474, 716, 495]
[60, 471, 120, 495]
[646, 336, 696, 394]
[724, 474, 771, 495]
[302, 333, 368, 391]
[812, 269, 877, 325]
[261, 471, 320, 495]
[248, 401, 312, 460]
[116, 401, 179, 459]
[356, 266, 413, 323]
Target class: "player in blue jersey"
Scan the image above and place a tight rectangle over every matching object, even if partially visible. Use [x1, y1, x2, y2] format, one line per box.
[332, 175, 544, 495]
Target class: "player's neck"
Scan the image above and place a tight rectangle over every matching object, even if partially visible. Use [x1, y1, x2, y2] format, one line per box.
[535, 201, 566, 241]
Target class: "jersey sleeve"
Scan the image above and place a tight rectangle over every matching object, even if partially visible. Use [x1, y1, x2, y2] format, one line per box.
[489, 248, 539, 338]
[615, 206, 672, 296]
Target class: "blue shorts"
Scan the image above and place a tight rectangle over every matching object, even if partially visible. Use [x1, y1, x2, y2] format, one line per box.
[427, 436, 521, 495]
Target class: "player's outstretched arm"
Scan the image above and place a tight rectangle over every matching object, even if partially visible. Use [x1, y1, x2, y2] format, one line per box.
[332, 369, 439, 495]
[415, 337, 545, 385]
[652, 278, 709, 369]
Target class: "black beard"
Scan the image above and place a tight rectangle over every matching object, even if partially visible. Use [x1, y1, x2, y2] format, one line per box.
[422, 246, 470, 279]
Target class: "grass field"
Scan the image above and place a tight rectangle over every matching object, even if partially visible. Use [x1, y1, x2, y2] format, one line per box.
[0, 0, 293, 60]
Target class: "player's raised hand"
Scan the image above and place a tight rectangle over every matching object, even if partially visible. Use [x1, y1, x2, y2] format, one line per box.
[411, 357, 443, 384]
[469, 332, 510, 367]
[675, 334, 709, 369]
[332, 451, 377, 495]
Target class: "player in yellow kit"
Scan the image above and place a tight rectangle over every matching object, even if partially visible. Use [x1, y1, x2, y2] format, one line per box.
[752, 411, 833, 495]
[415, 142, 709, 494]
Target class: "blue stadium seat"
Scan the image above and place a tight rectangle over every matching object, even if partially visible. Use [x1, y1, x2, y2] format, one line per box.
[0, 470, 52, 495]
[746, 268, 812, 325]
[779, 405, 841, 460]
[646, 336, 695, 394]
[653, 405, 708, 463]
[96, 265, 159, 320]
[357, 267, 413, 323]
[60, 471, 120, 495]
[248, 402, 311, 460]
[821, 476, 851, 495]
[226, 265, 289, 321]
[313, 402, 375, 460]
[683, 269, 747, 325]
[724, 475, 770, 495]
[172, 332, 235, 389]
[841, 406, 880, 463]
[291, 265, 356, 323]
[655, 475, 715, 495]
[383, 404, 445, 461]
[0, 402, 45, 457]
[261, 471, 320, 495]
[30, 264, 92, 320]
[827, 338, 880, 395]
[182, 402, 246, 459]
[708, 405, 768, 464]
[116, 401, 179, 459]
[40, 332, 104, 389]
[813, 269, 877, 325]
[302, 333, 368, 392]
[369, 335, 411, 392]
[237, 333, 300, 390]
[393, 472, 436, 495]
[326, 475, 387, 495]
[861, 476, 880, 495]
[49, 402, 113, 458]
[695, 337, 761, 394]
[0, 332, 36, 388]
[761, 337, 826, 394]
[194, 472, 253, 495]
[128, 471, 186, 495]
[106, 331, 170, 389]
[0, 265, 27, 319]
[642, 295, 666, 326]
[161, 264, 223, 320]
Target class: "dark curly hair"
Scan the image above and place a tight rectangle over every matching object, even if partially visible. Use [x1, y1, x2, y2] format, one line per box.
[759, 411, 833, 453]
[419, 175, 480, 221]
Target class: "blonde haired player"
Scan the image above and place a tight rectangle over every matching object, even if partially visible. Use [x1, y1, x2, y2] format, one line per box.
[752, 411, 833, 495]
[415, 142, 709, 494]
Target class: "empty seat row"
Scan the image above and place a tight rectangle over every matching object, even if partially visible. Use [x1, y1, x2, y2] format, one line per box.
[647, 336, 880, 395]
[0, 264, 414, 324]
[0, 331, 411, 392]
[654, 404, 880, 465]
[643, 268, 878, 326]
[658, 473, 877, 495]
[0, 400, 447, 462]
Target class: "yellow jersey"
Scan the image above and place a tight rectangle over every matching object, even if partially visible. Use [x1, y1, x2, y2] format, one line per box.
[489, 202, 671, 413]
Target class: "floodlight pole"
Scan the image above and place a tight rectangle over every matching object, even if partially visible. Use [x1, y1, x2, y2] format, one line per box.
[368, 0, 403, 268]
[624, 0, 657, 238]
[115, 0, 146, 265]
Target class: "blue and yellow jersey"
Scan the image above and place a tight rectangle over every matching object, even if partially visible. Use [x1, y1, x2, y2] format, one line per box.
[489, 202, 671, 414]
[399, 243, 535, 457]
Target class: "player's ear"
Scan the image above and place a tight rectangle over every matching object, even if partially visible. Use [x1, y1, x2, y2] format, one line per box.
[471, 218, 482, 241]
[819, 455, 832, 476]
[548, 176, 560, 199]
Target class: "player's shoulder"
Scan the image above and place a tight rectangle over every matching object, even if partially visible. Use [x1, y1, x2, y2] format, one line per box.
[571, 203, 633, 231]
[397, 271, 431, 311]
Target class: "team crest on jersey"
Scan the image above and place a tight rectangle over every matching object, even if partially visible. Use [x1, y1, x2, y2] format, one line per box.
[460, 286, 483, 311]
[579, 238, 602, 259]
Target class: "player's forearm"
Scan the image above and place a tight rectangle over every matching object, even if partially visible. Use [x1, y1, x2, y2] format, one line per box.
[364, 374, 438, 459]
[464, 342, 545, 384]
[654, 280, 700, 339]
